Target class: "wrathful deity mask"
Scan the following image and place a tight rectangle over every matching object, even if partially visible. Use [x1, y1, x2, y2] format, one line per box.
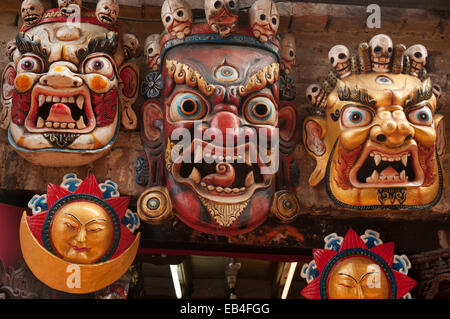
[303, 34, 446, 211]
[1, 4, 139, 167]
[300, 229, 417, 299]
[20, 174, 140, 293]
[138, 0, 299, 236]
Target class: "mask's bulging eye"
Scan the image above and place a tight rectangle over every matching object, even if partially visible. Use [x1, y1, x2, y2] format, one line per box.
[408, 106, 433, 126]
[18, 56, 42, 73]
[245, 96, 277, 125]
[84, 56, 114, 78]
[341, 106, 373, 128]
[169, 92, 208, 121]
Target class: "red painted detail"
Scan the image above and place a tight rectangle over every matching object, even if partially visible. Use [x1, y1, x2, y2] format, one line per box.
[172, 191, 201, 223]
[11, 90, 31, 125]
[246, 195, 269, 228]
[208, 111, 240, 145]
[339, 228, 368, 252]
[20, 8, 120, 33]
[210, 86, 224, 105]
[0, 203, 26, 269]
[91, 88, 118, 127]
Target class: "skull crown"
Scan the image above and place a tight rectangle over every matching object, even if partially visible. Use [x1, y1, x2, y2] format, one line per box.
[306, 34, 434, 112]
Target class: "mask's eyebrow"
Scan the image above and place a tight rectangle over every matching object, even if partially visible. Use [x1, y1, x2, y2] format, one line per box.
[337, 84, 376, 109]
[338, 273, 358, 282]
[76, 32, 119, 62]
[85, 219, 107, 226]
[238, 63, 279, 97]
[64, 213, 82, 225]
[359, 271, 377, 284]
[166, 59, 216, 97]
[405, 79, 433, 108]
[16, 32, 50, 60]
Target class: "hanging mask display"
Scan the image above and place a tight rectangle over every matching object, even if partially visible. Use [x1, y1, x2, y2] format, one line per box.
[303, 34, 446, 211]
[137, 0, 300, 235]
[1, 1, 140, 167]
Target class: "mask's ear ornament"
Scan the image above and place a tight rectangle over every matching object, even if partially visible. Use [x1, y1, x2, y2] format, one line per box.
[303, 34, 446, 211]
[20, 174, 141, 294]
[301, 228, 417, 299]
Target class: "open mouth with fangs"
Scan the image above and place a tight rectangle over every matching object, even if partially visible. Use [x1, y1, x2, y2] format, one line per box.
[349, 142, 424, 188]
[169, 139, 274, 204]
[25, 86, 96, 134]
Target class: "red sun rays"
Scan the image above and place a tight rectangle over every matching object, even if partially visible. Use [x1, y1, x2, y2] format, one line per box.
[301, 228, 417, 299]
[27, 174, 135, 261]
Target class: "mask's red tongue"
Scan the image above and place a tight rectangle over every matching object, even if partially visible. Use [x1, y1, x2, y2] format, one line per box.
[201, 162, 236, 188]
[46, 103, 75, 123]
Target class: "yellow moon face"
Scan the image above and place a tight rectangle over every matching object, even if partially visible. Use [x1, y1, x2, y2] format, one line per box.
[327, 257, 390, 299]
[50, 201, 114, 264]
[20, 212, 141, 294]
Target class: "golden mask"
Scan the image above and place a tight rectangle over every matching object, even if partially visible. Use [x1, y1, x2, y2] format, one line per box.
[50, 201, 114, 264]
[303, 34, 446, 211]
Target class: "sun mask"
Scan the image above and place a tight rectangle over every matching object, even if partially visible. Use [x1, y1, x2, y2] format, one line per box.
[137, 0, 300, 235]
[1, 4, 140, 167]
[301, 228, 417, 299]
[303, 34, 446, 211]
[20, 174, 141, 294]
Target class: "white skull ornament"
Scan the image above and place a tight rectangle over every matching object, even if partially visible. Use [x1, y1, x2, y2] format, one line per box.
[96, 0, 120, 25]
[144, 34, 161, 71]
[306, 84, 327, 111]
[205, 0, 240, 37]
[58, 0, 82, 17]
[21, 0, 44, 27]
[405, 44, 428, 77]
[249, 0, 279, 43]
[280, 33, 296, 75]
[123, 33, 140, 60]
[369, 34, 393, 73]
[161, 0, 193, 40]
[328, 45, 351, 78]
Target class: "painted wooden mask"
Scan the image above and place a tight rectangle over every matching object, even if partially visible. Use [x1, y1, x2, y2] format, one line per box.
[138, 7, 299, 235]
[303, 34, 446, 211]
[20, 174, 141, 294]
[1, 5, 140, 167]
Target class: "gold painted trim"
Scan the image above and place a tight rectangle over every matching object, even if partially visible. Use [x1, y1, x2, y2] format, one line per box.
[199, 197, 250, 227]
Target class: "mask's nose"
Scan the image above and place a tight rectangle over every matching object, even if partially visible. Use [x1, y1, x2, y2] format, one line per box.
[40, 62, 83, 89]
[370, 110, 415, 148]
